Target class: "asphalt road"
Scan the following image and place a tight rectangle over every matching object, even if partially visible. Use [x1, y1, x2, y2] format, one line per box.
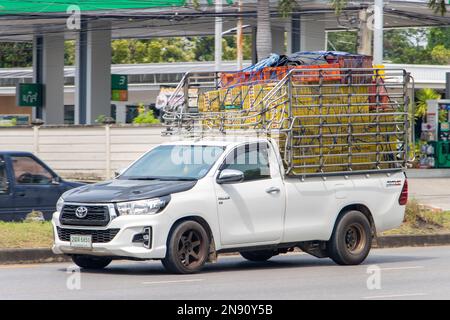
[1, 246, 450, 300]
[409, 178, 450, 210]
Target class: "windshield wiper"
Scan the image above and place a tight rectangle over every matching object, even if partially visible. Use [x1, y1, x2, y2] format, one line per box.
[158, 177, 198, 181]
[126, 177, 161, 181]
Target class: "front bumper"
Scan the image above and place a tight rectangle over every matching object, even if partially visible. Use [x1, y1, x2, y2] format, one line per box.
[52, 211, 171, 260]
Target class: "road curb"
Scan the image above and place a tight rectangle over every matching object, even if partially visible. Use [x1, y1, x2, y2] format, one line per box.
[1, 234, 450, 265]
[0, 248, 70, 265]
[375, 234, 450, 248]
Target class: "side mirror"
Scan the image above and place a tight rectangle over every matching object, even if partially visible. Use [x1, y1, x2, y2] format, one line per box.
[217, 169, 244, 184]
[52, 176, 61, 185]
[114, 168, 126, 178]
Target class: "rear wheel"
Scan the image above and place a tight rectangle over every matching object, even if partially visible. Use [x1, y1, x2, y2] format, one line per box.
[71, 255, 112, 270]
[328, 210, 372, 265]
[162, 220, 210, 274]
[240, 250, 275, 262]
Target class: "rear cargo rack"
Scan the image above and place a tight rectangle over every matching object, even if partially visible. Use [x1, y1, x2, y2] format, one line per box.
[162, 67, 413, 177]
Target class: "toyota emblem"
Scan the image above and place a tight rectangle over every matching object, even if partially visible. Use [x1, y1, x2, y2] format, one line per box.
[75, 206, 88, 218]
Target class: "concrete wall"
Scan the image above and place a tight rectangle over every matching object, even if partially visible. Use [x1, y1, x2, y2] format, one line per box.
[0, 125, 169, 180]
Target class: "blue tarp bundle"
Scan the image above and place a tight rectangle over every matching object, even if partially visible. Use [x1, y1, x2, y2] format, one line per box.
[242, 51, 369, 72]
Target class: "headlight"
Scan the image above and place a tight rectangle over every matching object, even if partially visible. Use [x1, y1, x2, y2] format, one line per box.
[56, 197, 64, 213]
[116, 197, 169, 216]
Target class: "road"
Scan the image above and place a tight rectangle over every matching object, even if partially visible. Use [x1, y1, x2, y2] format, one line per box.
[1, 246, 449, 300]
[409, 178, 450, 211]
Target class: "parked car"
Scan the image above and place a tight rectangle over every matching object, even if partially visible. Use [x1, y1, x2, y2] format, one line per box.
[52, 138, 408, 273]
[0, 151, 84, 221]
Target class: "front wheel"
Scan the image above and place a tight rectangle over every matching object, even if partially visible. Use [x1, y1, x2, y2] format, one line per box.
[327, 210, 372, 265]
[71, 255, 112, 270]
[162, 220, 210, 274]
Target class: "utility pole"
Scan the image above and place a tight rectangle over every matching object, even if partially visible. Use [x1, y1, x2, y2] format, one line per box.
[357, 8, 372, 56]
[236, 0, 243, 70]
[373, 0, 383, 65]
[215, 0, 223, 71]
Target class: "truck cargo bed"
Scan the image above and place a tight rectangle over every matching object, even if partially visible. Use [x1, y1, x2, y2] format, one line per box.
[162, 67, 413, 177]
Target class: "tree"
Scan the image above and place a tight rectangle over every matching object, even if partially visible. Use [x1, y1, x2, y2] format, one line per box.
[193, 35, 252, 61]
[431, 45, 450, 65]
[428, 0, 448, 15]
[384, 29, 430, 64]
[0, 42, 33, 68]
[255, 0, 447, 61]
[327, 31, 357, 53]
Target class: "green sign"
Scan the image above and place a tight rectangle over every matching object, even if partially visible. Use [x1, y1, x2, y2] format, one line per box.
[111, 74, 128, 90]
[16, 83, 43, 107]
[111, 75, 128, 102]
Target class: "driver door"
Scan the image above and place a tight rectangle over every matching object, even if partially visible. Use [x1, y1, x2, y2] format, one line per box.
[10, 155, 62, 219]
[214, 143, 285, 246]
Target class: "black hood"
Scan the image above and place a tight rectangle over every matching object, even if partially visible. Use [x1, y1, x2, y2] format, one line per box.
[62, 179, 197, 203]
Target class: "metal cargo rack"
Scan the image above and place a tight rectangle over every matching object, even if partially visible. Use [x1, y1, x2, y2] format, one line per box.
[162, 67, 414, 177]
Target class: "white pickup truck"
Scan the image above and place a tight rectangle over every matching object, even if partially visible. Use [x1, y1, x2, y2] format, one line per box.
[52, 137, 408, 274]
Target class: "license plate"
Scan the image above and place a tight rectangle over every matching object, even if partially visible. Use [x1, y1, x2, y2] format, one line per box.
[70, 235, 92, 249]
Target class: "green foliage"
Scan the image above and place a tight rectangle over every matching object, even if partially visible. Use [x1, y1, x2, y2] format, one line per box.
[404, 199, 446, 228]
[327, 31, 357, 53]
[64, 40, 76, 65]
[428, 0, 448, 15]
[278, 0, 296, 18]
[330, 0, 348, 14]
[112, 38, 195, 64]
[132, 109, 160, 124]
[384, 28, 429, 64]
[329, 26, 450, 65]
[193, 35, 252, 62]
[431, 45, 450, 64]
[0, 42, 33, 68]
[0, 221, 53, 249]
[415, 88, 441, 119]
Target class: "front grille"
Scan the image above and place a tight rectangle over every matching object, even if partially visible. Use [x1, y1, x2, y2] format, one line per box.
[60, 204, 110, 227]
[57, 227, 120, 243]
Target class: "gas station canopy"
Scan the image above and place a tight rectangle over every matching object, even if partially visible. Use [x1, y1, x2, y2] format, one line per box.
[0, 1, 447, 41]
[0, 0, 186, 14]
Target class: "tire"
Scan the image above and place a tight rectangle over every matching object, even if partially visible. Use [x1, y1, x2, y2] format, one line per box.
[240, 250, 275, 262]
[72, 255, 112, 270]
[328, 210, 372, 265]
[161, 220, 210, 274]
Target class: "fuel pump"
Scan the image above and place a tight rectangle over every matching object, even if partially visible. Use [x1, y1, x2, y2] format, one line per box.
[422, 99, 450, 168]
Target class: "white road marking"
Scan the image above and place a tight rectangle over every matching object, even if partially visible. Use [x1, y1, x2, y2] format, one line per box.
[379, 266, 424, 271]
[363, 293, 428, 299]
[142, 279, 204, 285]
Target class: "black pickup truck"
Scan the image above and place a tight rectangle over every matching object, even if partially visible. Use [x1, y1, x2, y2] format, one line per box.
[0, 151, 83, 221]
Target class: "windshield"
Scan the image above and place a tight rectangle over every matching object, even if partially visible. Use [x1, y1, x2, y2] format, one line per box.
[120, 145, 225, 181]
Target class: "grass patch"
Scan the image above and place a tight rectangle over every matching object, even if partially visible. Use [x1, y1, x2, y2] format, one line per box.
[0, 221, 53, 249]
[382, 199, 450, 236]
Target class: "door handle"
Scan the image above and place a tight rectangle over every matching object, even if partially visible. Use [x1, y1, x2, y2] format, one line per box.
[16, 192, 26, 197]
[265, 187, 280, 194]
